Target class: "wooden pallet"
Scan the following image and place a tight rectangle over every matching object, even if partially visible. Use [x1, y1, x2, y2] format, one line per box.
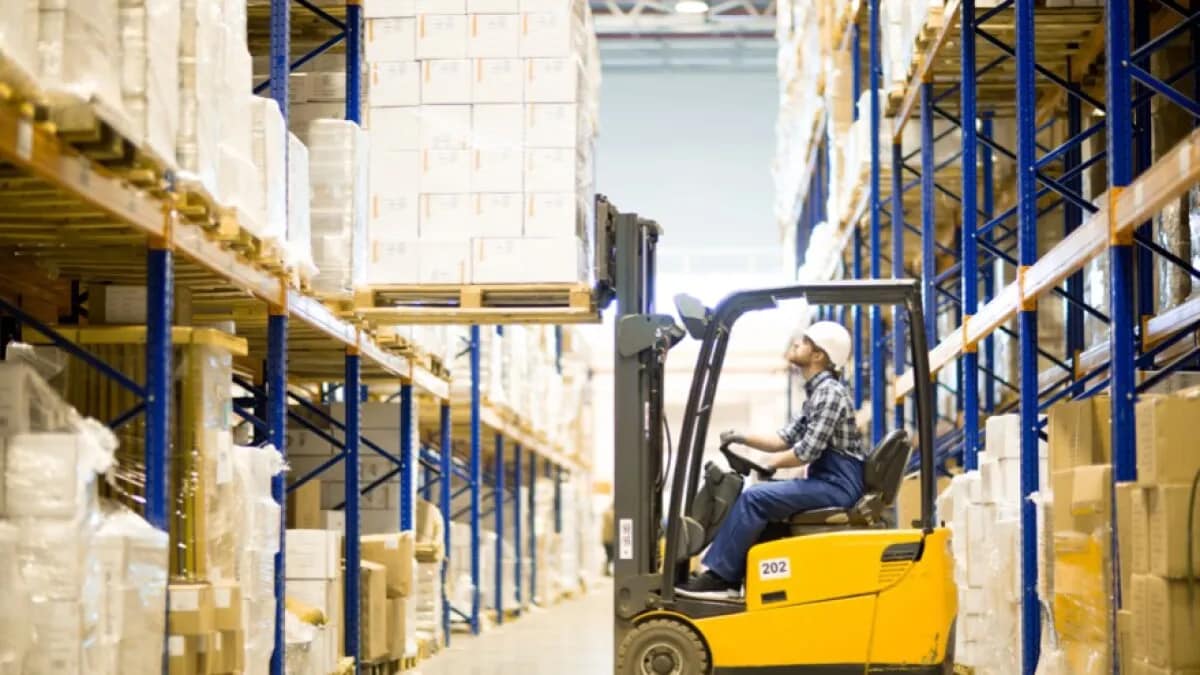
[35, 96, 171, 192]
[418, 637, 444, 660]
[354, 283, 599, 325]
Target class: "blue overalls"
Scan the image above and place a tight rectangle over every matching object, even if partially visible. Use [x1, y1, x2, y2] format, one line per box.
[701, 449, 865, 583]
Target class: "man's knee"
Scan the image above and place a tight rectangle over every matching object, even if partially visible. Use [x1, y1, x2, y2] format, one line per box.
[737, 484, 771, 514]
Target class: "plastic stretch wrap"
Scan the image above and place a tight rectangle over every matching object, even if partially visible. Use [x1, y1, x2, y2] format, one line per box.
[250, 96, 287, 242]
[178, 0, 222, 196]
[218, 142, 267, 236]
[287, 132, 318, 279]
[308, 119, 368, 298]
[234, 443, 285, 675]
[37, 0, 124, 111]
[0, 0, 38, 86]
[414, 560, 444, 645]
[1156, 184, 1200, 310]
[95, 505, 169, 675]
[0, 522, 32, 674]
[118, 0, 180, 166]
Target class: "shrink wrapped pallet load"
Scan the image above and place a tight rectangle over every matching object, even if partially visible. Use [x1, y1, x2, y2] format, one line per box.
[308, 119, 368, 299]
[118, 0, 180, 166]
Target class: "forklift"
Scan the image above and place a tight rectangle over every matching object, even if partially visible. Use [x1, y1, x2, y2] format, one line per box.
[597, 197, 956, 674]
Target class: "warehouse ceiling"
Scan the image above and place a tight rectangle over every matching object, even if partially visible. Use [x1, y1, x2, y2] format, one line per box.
[590, 1, 776, 71]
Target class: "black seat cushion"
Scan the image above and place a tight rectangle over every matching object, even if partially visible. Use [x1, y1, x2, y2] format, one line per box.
[788, 507, 852, 526]
[781, 430, 912, 531]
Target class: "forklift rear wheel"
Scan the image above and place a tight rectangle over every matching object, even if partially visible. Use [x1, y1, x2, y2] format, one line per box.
[617, 618, 710, 675]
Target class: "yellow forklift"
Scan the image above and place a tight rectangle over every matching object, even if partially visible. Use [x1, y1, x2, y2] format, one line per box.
[600, 199, 955, 673]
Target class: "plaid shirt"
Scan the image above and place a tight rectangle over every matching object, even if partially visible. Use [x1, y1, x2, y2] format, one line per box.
[777, 370, 867, 464]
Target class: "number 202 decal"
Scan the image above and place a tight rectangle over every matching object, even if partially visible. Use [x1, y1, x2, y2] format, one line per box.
[759, 557, 790, 580]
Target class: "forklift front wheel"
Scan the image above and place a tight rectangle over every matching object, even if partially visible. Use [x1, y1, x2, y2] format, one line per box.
[617, 618, 711, 675]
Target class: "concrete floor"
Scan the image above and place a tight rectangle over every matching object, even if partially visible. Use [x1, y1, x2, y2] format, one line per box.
[420, 580, 614, 675]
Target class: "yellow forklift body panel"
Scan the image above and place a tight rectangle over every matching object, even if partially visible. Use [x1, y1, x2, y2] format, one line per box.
[693, 529, 957, 670]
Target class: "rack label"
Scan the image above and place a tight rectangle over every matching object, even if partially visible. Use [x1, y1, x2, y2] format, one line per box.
[618, 518, 633, 560]
[758, 557, 791, 581]
[15, 119, 31, 160]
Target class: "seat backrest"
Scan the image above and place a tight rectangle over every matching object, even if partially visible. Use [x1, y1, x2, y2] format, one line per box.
[863, 429, 913, 506]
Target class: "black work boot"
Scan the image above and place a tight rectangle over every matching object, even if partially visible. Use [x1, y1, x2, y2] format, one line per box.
[676, 570, 740, 600]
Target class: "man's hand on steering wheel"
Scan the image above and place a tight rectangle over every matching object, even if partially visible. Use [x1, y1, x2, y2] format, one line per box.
[719, 429, 745, 446]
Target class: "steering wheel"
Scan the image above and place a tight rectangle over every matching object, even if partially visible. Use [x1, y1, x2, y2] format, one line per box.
[720, 442, 776, 480]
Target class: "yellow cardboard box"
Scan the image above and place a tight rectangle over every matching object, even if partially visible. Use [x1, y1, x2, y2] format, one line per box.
[169, 583, 215, 636]
[361, 561, 390, 661]
[1047, 395, 1111, 471]
[1147, 484, 1200, 578]
[167, 634, 212, 675]
[1135, 394, 1200, 485]
[1145, 574, 1200, 669]
[361, 532, 416, 597]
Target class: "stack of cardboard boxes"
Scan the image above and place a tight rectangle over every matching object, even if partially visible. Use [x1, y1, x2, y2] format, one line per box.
[414, 497, 447, 647]
[286, 529, 345, 673]
[1127, 391, 1200, 675]
[357, 0, 600, 286]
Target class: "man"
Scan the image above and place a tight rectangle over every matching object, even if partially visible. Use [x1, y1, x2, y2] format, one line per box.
[677, 320, 867, 599]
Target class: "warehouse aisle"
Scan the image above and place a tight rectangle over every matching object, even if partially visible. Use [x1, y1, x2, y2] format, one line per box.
[421, 580, 613, 675]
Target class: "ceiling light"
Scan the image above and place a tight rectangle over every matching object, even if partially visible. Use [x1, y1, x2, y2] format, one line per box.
[675, 0, 709, 14]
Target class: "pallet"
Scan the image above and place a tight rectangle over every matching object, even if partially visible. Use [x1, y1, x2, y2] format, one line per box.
[35, 95, 171, 192]
[354, 283, 599, 325]
[417, 637, 444, 660]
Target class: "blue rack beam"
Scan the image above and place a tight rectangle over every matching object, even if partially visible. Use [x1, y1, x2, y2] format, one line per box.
[439, 402, 453, 645]
[868, 0, 886, 446]
[344, 352, 362, 670]
[469, 325, 483, 634]
[494, 432, 505, 624]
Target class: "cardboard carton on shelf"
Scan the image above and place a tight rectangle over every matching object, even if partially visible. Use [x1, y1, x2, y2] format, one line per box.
[1147, 483, 1200, 578]
[168, 583, 215, 636]
[1136, 393, 1200, 485]
[361, 532, 417, 597]
[360, 560, 391, 661]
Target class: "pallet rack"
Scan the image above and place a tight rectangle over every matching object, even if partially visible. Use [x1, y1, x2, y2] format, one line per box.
[789, 1, 1200, 672]
[0, 2, 595, 674]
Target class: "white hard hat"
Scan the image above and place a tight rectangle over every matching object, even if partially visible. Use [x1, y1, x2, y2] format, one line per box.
[805, 321, 853, 370]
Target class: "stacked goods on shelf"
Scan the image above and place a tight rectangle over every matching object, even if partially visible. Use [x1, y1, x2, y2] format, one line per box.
[179, 0, 223, 193]
[358, 0, 601, 286]
[119, 0, 181, 165]
[288, 132, 319, 282]
[361, 532, 420, 661]
[936, 414, 1045, 673]
[286, 400, 420, 535]
[1124, 390, 1200, 674]
[1037, 395, 1114, 674]
[414, 498, 446, 647]
[285, 529, 344, 674]
[0, 362, 168, 674]
[35, 1, 124, 116]
[0, 0, 37, 87]
[773, 0, 825, 236]
[308, 119, 368, 299]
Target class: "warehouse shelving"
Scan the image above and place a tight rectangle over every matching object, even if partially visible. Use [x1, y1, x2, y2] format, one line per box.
[0, 3, 597, 674]
[789, 1, 1200, 672]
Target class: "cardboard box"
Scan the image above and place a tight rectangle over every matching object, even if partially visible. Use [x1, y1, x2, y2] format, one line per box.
[1130, 573, 1150, 661]
[524, 148, 581, 192]
[211, 629, 244, 674]
[421, 59, 472, 104]
[416, 498, 446, 549]
[419, 0, 465, 11]
[5, 432, 92, 518]
[367, 238, 421, 285]
[212, 581, 242, 632]
[288, 478, 323, 529]
[1148, 484, 1200, 578]
[473, 103, 524, 147]
[471, 236, 586, 283]
[524, 191, 587, 238]
[1145, 574, 1200, 668]
[1070, 464, 1112, 518]
[473, 58, 523, 102]
[361, 560, 391, 661]
[520, 11, 581, 58]
[388, 596, 410, 659]
[369, 60, 421, 107]
[419, 105, 472, 148]
[361, 532, 417, 597]
[420, 194, 474, 239]
[420, 149, 472, 193]
[367, 106, 421, 151]
[366, 17, 416, 62]
[168, 583, 215, 636]
[87, 284, 148, 324]
[1047, 395, 1111, 470]
[167, 634, 211, 675]
[468, 13, 520, 57]
[417, 14, 468, 60]
[1131, 662, 1200, 675]
[470, 0, 520, 12]
[288, 578, 344, 624]
[526, 57, 584, 102]
[415, 239, 472, 284]
[286, 529, 343, 580]
[473, 193, 524, 236]
[1131, 485, 1152, 573]
[1136, 394, 1200, 485]
[1119, 609, 1135, 675]
[472, 148, 523, 192]
[525, 103, 578, 147]
[308, 72, 347, 102]
[369, 150, 420, 237]
[365, 0, 416, 17]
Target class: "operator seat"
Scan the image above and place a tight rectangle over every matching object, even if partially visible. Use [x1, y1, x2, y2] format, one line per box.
[784, 429, 913, 535]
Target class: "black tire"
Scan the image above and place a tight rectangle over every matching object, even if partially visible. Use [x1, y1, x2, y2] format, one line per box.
[616, 618, 710, 675]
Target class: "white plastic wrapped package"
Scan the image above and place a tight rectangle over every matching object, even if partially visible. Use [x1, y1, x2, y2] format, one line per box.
[0, 362, 76, 444]
[5, 431, 110, 518]
[178, 0, 222, 196]
[251, 96, 288, 242]
[287, 132, 318, 279]
[218, 142, 267, 234]
[233, 443, 285, 675]
[0, 0, 38, 86]
[414, 560, 444, 644]
[36, 0, 124, 112]
[218, 21, 253, 154]
[308, 119, 368, 298]
[95, 506, 168, 675]
[118, 0, 180, 166]
[0, 523, 32, 674]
